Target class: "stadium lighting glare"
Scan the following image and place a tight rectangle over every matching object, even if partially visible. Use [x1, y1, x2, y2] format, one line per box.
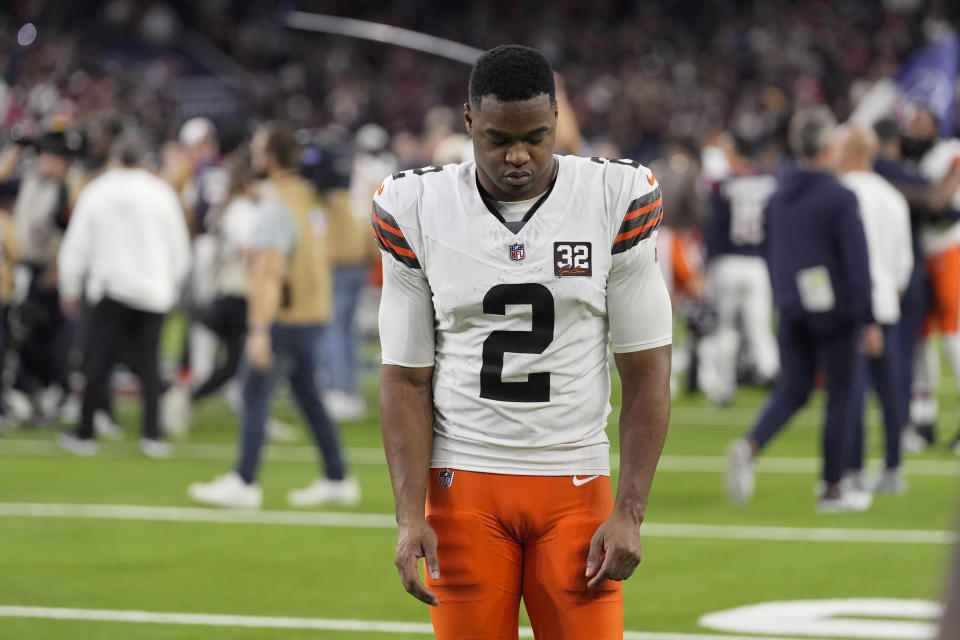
[285, 11, 482, 65]
[17, 23, 37, 47]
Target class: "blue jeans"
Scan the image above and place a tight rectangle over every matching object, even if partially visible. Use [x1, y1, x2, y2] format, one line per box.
[748, 318, 865, 484]
[323, 265, 368, 394]
[236, 323, 345, 483]
[849, 323, 905, 471]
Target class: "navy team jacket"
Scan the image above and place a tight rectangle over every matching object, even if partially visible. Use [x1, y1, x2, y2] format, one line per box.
[764, 167, 874, 334]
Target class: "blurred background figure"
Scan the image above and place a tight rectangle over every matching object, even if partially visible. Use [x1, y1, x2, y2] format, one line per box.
[899, 106, 960, 453]
[727, 107, 878, 512]
[0, 128, 80, 424]
[698, 134, 779, 406]
[177, 116, 228, 400]
[189, 122, 357, 510]
[0, 203, 19, 433]
[57, 132, 190, 457]
[649, 138, 707, 394]
[321, 123, 393, 422]
[834, 123, 913, 494]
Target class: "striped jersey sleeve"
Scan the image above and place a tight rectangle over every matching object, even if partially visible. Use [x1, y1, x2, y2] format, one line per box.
[612, 169, 662, 255]
[371, 178, 421, 269]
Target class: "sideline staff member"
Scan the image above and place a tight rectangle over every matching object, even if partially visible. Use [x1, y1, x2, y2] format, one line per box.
[189, 123, 357, 509]
[57, 134, 190, 457]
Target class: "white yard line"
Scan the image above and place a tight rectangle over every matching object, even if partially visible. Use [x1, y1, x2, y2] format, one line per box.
[0, 605, 839, 640]
[0, 502, 954, 545]
[2, 439, 958, 476]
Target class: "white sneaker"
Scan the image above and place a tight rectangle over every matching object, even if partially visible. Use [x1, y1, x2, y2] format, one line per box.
[872, 468, 906, 495]
[818, 489, 873, 513]
[726, 439, 755, 505]
[323, 390, 366, 422]
[59, 394, 82, 424]
[840, 470, 868, 494]
[58, 432, 98, 456]
[901, 427, 930, 453]
[94, 411, 124, 441]
[188, 472, 262, 509]
[139, 438, 173, 459]
[287, 477, 361, 508]
[162, 386, 192, 440]
[267, 418, 298, 443]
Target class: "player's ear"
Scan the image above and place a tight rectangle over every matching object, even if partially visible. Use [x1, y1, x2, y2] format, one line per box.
[464, 103, 474, 135]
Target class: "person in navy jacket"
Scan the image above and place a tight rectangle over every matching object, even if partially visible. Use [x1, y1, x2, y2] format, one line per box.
[726, 106, 881, 512]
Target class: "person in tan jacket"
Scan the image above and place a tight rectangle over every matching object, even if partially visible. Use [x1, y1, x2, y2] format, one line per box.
[0, 208, 19, 432]
[188, 122, 358, 509]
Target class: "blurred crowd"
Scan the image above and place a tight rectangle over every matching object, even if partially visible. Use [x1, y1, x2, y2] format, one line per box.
[0, 1, 959, 511]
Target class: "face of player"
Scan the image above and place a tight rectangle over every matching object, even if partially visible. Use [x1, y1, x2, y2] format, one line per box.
[465, 94, 558, 202]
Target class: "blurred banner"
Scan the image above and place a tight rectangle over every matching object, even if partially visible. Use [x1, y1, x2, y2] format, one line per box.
[896, 33, 959, 137]
[852, 32, 959, 137]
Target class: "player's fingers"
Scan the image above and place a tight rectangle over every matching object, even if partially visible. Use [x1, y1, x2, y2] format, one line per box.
[587, 554, 612, 588]
[396, 554, 439, 606]
[585, 530, 604, 577]
[422, 534, 440, 581]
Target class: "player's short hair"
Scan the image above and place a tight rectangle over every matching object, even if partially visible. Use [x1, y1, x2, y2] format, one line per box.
[468, 45, 556, 110]
[788, 106, 837, 159]
[111, 131, 149, 167]
[259, 122, 300, 169]
[873, 119, 900, 147]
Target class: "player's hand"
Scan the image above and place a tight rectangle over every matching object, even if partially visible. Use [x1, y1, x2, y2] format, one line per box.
[245, 329, 273, 371]
[586, 508, 643, 588]
[394, 518, 440, 607]
[861, 323, 884, 359]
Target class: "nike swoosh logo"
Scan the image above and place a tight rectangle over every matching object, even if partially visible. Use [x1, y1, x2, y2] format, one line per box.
[572, 474, 600, 486]
[646, 172, 656, 186]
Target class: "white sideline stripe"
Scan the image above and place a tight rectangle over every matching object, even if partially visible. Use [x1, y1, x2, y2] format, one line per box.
[0, 502, 955, 545]
[0, 605, 838, 640]
[3, 438, 959, 477]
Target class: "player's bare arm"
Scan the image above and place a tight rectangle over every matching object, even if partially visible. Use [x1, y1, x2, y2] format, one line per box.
[587, 345, 671, 588]
[379, 363, 440, 606]
[245, 247, 285, 370]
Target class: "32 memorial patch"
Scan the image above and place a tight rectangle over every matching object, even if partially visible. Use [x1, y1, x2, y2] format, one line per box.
[554, 242, 592, 277]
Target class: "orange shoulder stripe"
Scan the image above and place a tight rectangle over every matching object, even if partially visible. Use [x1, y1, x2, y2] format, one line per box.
[623, 197, 663, 222]
[373, 227, 418, 259]
[614, 209, 663, 243]
[372, 210, 405, 238]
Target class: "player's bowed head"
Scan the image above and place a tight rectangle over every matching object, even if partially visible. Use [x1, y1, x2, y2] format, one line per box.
[463, 44, 559, 203]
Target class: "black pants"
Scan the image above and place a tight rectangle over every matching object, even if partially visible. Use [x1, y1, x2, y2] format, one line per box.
[76, 298, 164, 441]
[191, 295, 247, 402]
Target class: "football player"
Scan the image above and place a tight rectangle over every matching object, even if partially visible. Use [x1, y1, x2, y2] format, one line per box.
[375, 45, 672, 639]
[698, 136, 780, 405]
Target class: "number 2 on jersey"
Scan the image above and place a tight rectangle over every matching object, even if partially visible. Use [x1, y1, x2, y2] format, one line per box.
[480, 284, 555, 402]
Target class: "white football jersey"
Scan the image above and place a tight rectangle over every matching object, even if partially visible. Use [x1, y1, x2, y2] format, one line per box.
[374, 155, 672, 476]
[919, 139, 960, 254]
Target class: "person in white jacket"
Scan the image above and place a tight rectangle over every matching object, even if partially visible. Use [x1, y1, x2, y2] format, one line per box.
[835, 123, 913, 492]
[57, 133, 191, 458]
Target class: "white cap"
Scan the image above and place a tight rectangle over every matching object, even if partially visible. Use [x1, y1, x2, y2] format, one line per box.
[179, 117, 216, 147]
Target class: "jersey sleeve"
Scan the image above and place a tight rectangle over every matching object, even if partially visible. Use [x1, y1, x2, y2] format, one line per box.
[371, 175, 422, 269]
[607, 165, 672, 352]
[372, 175, 436, 367]
[611, 166, 663, 255]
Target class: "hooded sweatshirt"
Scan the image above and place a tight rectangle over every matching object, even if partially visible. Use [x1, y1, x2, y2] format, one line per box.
[764, 167, 874, 333]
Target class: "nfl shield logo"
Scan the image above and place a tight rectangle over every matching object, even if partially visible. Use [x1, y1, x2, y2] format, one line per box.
[438, 469, 455, 489]
[509, 243, 525, 261]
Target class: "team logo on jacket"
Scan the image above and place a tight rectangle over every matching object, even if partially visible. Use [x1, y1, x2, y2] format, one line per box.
[438, 469, 455, 489]
[509, 243, 525, 262]
[554, 242, 592, 277]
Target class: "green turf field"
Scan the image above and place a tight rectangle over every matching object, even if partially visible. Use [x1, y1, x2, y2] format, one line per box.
[1, 361, 958, 639]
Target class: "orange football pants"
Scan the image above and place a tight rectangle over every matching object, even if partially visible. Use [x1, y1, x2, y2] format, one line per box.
[425, 469, 623, 640]
[923, 246, 960, 336]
